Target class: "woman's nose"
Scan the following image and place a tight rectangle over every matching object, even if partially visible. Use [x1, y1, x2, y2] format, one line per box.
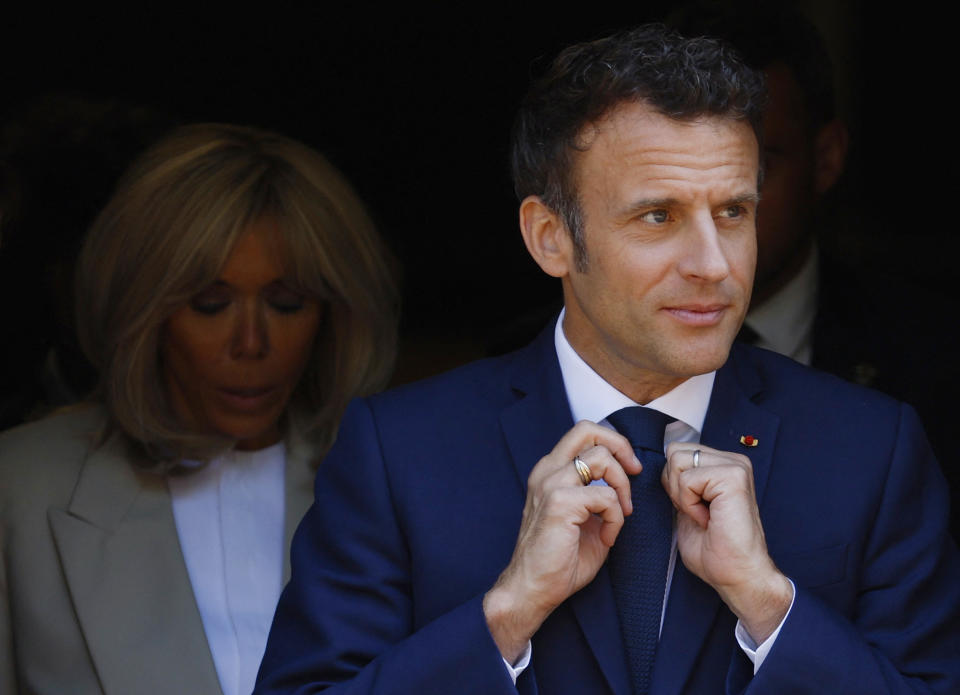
[231, 302, 269, 358]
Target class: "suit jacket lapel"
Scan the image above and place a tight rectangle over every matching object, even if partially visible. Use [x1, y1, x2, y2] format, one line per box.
[702, 344, 780, 507]
[283, 432, 318, 584]
[499, 320, 632, 695]
[499, 319, 574, 492]
[48, 433, 222, 695]
[649, 344, 781, 694]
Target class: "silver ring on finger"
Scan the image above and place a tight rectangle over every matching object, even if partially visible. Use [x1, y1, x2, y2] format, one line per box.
[573, 456, 592, 486]
[692, 449, 701, 469]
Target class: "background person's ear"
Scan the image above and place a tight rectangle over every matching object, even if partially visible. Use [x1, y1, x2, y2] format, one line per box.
[814, 119, 849, 195]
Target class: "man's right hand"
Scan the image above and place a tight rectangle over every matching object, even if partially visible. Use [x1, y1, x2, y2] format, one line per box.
[482, 421, 641, 663]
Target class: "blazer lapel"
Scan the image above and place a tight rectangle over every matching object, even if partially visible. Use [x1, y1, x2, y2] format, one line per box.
[702, 344, 780, 507]
[48, 433, 222, 695]
[283, 432, 318, 584]
[499, 320, 632, 695]
[499, 319, 574, 491]
[649, 344, 781, 694]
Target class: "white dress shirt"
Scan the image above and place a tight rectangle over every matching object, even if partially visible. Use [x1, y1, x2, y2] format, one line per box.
[744, 245, 819, 365]
[169, 442, 286, 695]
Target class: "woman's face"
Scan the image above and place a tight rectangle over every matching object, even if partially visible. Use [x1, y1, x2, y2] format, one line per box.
[162, 218, 321, 451]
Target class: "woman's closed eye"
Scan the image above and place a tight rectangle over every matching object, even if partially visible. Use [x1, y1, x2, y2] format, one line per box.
[189, 285, 232, 315]
[264, 283, 308, 314]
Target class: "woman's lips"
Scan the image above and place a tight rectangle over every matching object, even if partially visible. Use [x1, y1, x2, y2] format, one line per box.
[218, 386, 279, 411]
[662, 304, 728, 326]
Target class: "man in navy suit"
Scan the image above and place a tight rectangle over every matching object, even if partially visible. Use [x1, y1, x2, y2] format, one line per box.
[256, 25, 959, 694]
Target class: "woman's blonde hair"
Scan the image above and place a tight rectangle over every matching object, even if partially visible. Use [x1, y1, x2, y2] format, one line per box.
[76, 123, 398, 464]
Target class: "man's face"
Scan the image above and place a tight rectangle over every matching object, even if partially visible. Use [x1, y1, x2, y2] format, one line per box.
[559, 101, 759, 400]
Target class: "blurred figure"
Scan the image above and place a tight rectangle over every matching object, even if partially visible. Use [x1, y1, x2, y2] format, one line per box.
[672, 2, 958, 536]
[671, 2, 848, 362]
[0, 94, 174, 429]
[0, 123, 398, 695]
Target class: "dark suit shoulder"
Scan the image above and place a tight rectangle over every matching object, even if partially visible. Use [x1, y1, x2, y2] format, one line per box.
[728, 343, 940, 541]
[814, 260, 954, 421]
[332, 340, 557, 503]
[734, 342, 902, 416]
[370, 350, 525, 421]
[728, 343, 919, 478]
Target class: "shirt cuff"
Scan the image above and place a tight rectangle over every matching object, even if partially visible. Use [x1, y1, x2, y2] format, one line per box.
[734, 578, 796, 674]
[501, 641, 532, 685]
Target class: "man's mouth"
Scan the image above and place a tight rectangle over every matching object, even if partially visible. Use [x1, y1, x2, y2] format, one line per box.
[662, 304, 729, 326]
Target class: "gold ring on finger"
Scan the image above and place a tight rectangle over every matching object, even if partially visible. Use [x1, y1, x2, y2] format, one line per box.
[573, 456, 592, 486]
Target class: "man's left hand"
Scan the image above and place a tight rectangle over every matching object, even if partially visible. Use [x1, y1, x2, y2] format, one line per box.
[662, 442, 793, 643]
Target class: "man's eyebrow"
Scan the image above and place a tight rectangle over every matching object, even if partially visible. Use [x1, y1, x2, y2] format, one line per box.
[724, 192, 762, 206]
[618, 193, 761, 217]
[617, 198, 680, 217]
[628, 197, 678, 209]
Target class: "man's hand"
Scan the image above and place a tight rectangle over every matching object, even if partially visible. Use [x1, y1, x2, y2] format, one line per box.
[662, 442, 793, 643]
[483, 421, 641, 663]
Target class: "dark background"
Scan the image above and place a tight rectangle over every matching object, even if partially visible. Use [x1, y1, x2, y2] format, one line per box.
[2, 1, 951, 382]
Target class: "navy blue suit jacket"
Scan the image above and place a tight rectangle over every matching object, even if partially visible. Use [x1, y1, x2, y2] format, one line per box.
[257, 324, 960, 694]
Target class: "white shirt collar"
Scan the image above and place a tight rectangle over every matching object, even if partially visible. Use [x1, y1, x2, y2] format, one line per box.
[745, 244, 818, 365]
[553, 309, 714, 435]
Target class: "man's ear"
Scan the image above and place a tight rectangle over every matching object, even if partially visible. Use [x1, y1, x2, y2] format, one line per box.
[814, 119, 849, 195]
[519, 195, 575, 278]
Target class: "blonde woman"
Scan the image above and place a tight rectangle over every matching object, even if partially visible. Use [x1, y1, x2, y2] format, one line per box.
[0, 123, 398, 695]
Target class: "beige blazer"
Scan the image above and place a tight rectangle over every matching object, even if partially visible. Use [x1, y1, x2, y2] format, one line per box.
[0, 406, 316, 695]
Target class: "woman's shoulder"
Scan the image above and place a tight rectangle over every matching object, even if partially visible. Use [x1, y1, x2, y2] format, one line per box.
[0, 404, 109, 501]
[0, 403, 107, 454]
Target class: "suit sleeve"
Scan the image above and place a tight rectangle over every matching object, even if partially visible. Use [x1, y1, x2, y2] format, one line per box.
[254, 399, 522, 695]
[733, 403, 960, 694]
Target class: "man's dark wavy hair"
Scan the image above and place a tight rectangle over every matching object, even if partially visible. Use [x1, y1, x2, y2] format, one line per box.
[510, 24, 766, 269]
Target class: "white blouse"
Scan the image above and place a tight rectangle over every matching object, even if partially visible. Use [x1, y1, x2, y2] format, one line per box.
[169, 442, 286, 695]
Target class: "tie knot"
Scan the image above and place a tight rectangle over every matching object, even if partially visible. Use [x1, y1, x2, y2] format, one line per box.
[606, 406, 673, 454]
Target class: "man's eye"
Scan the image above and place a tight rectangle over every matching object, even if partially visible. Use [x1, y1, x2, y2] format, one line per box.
[639, 210, 669, 224]
[717, 205, 747, 219]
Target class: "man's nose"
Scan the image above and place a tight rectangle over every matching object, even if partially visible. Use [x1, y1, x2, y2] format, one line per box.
[677, 214, 731, 283]
[231, 302, 269, 358]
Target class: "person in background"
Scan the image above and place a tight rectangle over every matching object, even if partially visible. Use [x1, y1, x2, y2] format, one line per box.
[0, 94, 174, 430]
[0, 122, 398, 695]
[671, 1, 960, 538]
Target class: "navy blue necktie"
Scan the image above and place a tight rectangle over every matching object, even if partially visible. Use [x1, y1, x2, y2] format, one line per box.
[606, 406, 674, 695]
